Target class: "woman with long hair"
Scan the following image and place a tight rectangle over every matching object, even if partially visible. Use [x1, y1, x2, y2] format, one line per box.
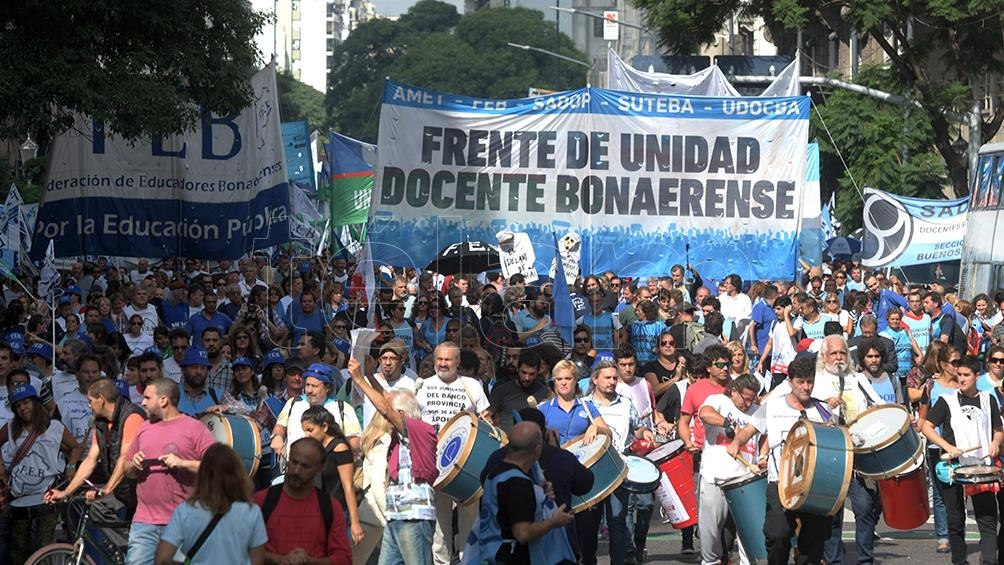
[155, 443, 266, 565]
[414, 293, 450, 365]
[0, 384, 82, 564]
[300, 406, 363, 546]
[228, 324, 262, 366]
[916, 342, 960, 554]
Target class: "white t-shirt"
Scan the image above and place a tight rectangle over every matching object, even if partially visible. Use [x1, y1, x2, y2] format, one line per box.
[50, 371, 80, 404]
[416, 374, 489, 431]
[700, 393, 760, 483]
[278, 396, 362, 458]
[616, 378, 654, 428]
[162, 357, 183, 384]
[355, 371, 418, 429]
[57, 389, 93, 447]
[811, 370, 884, 423]
[123, 304, 160, 335]
[719, 292, 753, 323]
[1, 420, 66, 507]
[750, 393, 828, 481]
[768, 320, 797, 373]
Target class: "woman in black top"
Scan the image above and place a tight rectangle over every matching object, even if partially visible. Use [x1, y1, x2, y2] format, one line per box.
[300, 405, 363, 545]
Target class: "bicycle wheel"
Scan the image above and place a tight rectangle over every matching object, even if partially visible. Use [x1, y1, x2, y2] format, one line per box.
[25, 542, 96, 565]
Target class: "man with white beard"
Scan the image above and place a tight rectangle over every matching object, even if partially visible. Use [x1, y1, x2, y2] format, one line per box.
[812, 335, 886, 565]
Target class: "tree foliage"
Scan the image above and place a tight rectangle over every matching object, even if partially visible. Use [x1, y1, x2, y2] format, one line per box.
[1, 0, 266, 146]
[326, 1, 587, 142]
[630, 0, 1004, 197]
[811, 66, 947, 232]
[277, 71, 328, 129]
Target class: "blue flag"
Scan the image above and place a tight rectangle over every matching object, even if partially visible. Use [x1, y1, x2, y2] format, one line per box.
[551, 233, 576, 347]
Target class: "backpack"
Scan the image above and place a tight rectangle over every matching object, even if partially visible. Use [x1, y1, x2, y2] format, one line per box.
[261, 484, 333, 535]
[684, 322, 706, 352]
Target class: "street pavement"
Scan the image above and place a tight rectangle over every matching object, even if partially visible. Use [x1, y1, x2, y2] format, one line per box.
[594, 514, 992, 563]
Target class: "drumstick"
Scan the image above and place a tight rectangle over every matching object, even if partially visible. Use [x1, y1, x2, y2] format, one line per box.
[732, 452, 761, 475]
[939, 445, 984, 461]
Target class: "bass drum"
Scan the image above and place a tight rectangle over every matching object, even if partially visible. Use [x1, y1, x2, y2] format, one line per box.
[200, 413, 262, 477]
[778, 419, 853, 517]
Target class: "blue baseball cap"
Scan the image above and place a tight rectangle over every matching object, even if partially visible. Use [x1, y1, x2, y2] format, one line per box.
[591, 352, 615, 369]
[232, 356, 254, 369]
[114, 379, 130, 398]
[263, 350, 285, 369]
[304, 362, 333, 384]
[144, 346, 163, 357]
[181, 347, 211, 367]
[59, 296, 73, 305]
[8, 340, 25, 357]
[9, 384, 38, 405]
[66, 285, 82, 296]
[26, 342, 53, 360]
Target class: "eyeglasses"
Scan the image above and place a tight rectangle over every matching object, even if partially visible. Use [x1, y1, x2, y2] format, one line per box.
[574, 337, 589, 343]
[660, 340, 675, 346]
[711, 361, 729, 369]
[380, 354, 401, 362]
[989, 357, 1004, 364]
[948, 359, 962, 367]
[131, 322, 143, 326]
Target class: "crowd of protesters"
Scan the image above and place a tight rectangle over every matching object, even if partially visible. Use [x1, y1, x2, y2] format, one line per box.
[0, 251, 1001, 564]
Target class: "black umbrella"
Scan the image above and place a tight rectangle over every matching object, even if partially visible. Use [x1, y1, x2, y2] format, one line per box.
[425, 241, 501, 275]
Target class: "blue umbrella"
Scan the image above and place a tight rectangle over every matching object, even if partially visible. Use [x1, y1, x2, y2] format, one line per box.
[825, 236, 862, 259]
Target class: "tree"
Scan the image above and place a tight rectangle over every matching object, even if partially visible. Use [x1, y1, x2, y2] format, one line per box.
[630, 0, 1004, 197]
[277, 71, 328, 129]
[812, 66, 947, 232]
[326, 2, 587, 142]
[0, 1, 266, 146]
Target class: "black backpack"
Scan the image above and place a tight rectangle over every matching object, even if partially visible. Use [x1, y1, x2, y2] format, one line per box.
[261, 484, 333, 535]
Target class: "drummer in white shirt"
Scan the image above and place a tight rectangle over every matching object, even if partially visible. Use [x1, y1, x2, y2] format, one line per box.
[415, 342, 489, 565]
[697, 374, 763, 565]
[727, 355, 833, 565]
[580, 359, 654, 565]
[816, 335, 887, 565]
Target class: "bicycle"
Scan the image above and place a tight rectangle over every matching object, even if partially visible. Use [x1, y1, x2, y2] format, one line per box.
[25, 495, 128, 565]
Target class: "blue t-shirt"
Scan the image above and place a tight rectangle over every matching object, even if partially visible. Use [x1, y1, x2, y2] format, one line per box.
[750, 299, 775, 353]
[880, 327, 914, 375]
[161, 501, 267, 565]
[581, 311, 616, 352]
[177, 387, 226, 417]
[902, 313, 931, 353]
[539, 396, 603, 445]
[284, 305, 325, 345]
[186, 312, 234, 348]
[630, 320, 666, 365]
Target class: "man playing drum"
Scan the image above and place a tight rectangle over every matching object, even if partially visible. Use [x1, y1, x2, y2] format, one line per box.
[580, 360, 655, 565]
[921, 355, 1002, 565]
[818, 335, 887, 565]
[698, 375, 759, 565]
[727, 355, 832, 565]
[415, 342, 489, 565]
[697, 374, 763, 565]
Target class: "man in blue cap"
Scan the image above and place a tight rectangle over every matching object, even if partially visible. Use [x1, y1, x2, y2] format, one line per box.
[25, 342, 54, 380]
[176, 347, 230, 417]
[271, 362, 361, 458]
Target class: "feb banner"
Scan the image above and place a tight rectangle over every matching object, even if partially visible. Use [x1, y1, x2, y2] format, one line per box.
[31, 64, 291, 261]
[368, 81, 810, 280]
[861, 187, 969, 268]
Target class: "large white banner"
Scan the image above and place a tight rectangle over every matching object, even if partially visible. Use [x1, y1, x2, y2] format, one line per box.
[368, 82, 810, 280]
[32, 65, 290, 260]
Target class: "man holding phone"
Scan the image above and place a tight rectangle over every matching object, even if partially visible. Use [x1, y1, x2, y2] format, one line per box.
[124, 378, 216, 565]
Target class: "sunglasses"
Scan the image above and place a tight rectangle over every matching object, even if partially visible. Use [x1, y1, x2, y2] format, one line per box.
[660, 340, 675, 346]
[711, 361, 729, 369]
[574, 337, 589, 343]
[989, 357, 1004, 364]
[948, 359, 962, 366]
[417, 301, 429, 305]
